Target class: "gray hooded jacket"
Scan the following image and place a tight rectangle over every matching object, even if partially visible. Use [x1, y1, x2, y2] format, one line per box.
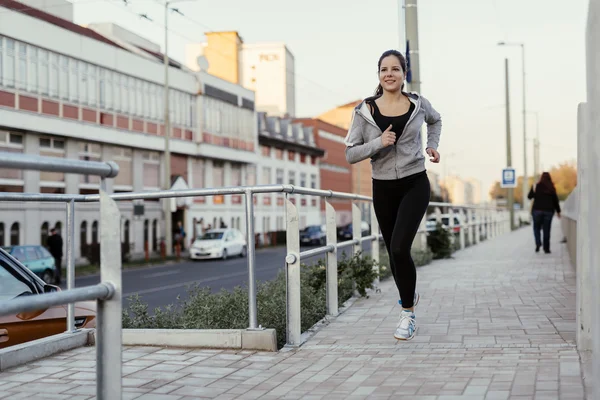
[344, 92, 442, 180]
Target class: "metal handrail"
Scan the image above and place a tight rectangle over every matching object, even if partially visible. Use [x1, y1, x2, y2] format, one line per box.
[0, 283, 115, 316]
[0, 153, 512, 396]
[0, 151, 119, 178]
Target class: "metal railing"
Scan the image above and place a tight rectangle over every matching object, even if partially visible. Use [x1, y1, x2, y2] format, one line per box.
[0, 151, 511, 397]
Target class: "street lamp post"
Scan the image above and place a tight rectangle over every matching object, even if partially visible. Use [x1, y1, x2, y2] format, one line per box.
[162, 0, 191, 256]
[498, 42, 527, 212]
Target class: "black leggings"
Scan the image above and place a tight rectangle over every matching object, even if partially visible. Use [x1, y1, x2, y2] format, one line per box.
[372, 171, 430, 308]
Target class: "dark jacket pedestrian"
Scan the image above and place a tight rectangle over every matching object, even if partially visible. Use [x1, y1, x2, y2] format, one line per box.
[46, 229, 63, 284]
[528, 172, 561, 254]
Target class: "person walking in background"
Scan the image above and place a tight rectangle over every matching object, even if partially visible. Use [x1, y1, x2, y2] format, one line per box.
[344, 49, 442, 341]
[46, 228, 63, 284]
[528, 172, 561, 254]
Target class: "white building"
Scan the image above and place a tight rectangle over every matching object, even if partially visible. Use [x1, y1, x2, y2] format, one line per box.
[0, 3, 324, 264]
[255, 112, 323, 244]
[185, 32, 296, 118]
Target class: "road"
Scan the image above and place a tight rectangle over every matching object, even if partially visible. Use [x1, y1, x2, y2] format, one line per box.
[70, 243, 373, 312]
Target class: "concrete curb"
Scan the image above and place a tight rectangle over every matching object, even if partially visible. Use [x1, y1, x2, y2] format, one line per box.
[118, 328, 278, 352]
[0, 329, 92, 371]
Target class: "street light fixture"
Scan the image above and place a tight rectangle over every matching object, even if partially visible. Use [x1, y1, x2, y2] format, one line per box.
[497, 41, 528, 213]
[163, 0, 193, 256]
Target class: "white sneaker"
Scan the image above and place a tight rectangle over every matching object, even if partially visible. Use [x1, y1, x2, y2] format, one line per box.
[394, 310, 416, 341]
[398, 292, 420, 308]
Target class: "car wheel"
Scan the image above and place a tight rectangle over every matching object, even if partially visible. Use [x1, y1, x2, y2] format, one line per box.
[240, 246, 247, 258]
[42, 269, 54, 285]
[222, 249, 228, 260]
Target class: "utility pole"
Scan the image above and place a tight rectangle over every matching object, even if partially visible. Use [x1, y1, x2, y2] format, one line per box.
[405, 0, 420, 93]
[505, 58, 515, 231]
[398, 0, 406, 50]
[162, 0, 191, 256]
[163, 0, 173, 256]
[497, 42, 527, 212]
[520, 44, 527, 212]
[531, 111, 540, 183]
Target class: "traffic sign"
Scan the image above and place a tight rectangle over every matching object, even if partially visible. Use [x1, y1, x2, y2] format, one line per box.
[501, 167, 517, 188]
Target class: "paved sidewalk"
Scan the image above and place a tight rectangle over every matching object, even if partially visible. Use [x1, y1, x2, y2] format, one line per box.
[0, 221, 587, 399]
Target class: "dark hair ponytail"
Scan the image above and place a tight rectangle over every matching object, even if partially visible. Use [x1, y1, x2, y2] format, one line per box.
[374, 49, 407, 95]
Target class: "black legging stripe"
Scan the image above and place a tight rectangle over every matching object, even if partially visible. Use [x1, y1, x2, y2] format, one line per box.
[372, 171, 430, 308]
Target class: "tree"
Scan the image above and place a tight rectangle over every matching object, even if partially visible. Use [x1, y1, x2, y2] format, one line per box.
[488, 160, 577, 205]
[549, 161, 577, 200]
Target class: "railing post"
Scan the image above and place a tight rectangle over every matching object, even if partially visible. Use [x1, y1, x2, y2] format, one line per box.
[495, 211, 500, 237]
[489, 209, 495, 238]
[475, 209, 482, 244]
[370, 203, 380, 287]
[285, 196, 301, 347]
[325, 200, 338, 317]
[418, 213, 427, 251]
[577, 102, 592, 352]
[449, 207, 456, 247]
[244, 189, 258, 330]
[65, 199, 76, 333]
[97, 189, 122, 400]
[459, 208, 466, 250]
[351, 202, 361, 296]
[467, 208, 474, 246]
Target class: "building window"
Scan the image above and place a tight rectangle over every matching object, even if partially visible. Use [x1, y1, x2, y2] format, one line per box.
[310, 174, 317, 189]
[88, 65, 97, 106]
[261, 146, 270, 157]
[105, 70, 113, 110]
[288, 170, 295, 186]
[262, 167, 271, 185]
[10, 222, 19, 245]
[17, 43, 26, 90]
[231, 164, 242, 186]
[5, 39, 15, 87]
[39, 137, 66, 190]
[192, 158, 204, 189]
[213, 161, 224, 204]
[0, 131, 24, 182]
[54, 221, 62, 235]
[112, 147, 133, 191]
[28, 47, 38, 93]
[69, 58, 78, 102]
[79, 61, 88, 104]
[300, 173, 306, 188]
[275, 149, 283, 160]
[39, 49, 49, 95]
[142, 151, 160, 189]
[49, 53, 59, 98]
[246, 165, 256, 186]
[41, 222, 49, 248]
[60, 56, 69, 100]
[79, 142, 102, 188]
[276, 169, 284, 185]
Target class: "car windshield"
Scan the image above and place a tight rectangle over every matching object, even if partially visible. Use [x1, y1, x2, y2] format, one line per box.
[0, 260, 34, 300]
[198, 232, 224, 240]
[303, 226, 321, 233]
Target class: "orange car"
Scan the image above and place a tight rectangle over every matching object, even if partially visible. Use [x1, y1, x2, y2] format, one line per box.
[0, 248, 96, 349]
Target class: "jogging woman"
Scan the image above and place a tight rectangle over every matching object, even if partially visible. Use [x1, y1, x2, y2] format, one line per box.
[344, 49, 442, 341]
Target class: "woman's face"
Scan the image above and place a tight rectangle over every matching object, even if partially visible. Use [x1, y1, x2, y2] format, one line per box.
[379, 55, 404, 93]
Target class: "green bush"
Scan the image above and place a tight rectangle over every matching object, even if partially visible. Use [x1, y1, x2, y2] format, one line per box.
[123, 252, 380, 349]
[426, 222, 453, 259]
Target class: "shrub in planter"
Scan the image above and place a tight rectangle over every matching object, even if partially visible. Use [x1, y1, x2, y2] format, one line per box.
[123, 252, 380, 350]
[426, 222, 453, 259]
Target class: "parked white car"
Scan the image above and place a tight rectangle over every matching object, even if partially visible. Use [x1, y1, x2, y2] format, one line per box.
[189, 229, 247, 260]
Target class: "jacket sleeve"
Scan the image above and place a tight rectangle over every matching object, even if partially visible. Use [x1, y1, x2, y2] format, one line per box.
[422, 96, 442, 151]
[528, 186, 535, 200]
[553, 192, 561, 213]
[344, 110, 384, 164]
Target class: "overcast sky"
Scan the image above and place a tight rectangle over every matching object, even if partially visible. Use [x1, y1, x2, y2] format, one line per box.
[74, 0, 588, 198]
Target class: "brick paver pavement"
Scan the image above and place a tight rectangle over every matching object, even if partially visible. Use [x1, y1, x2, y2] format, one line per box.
[0, 220, 588, 399]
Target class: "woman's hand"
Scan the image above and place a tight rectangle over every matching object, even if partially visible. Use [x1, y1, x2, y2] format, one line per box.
[426, 147, 440, 163]
[381, 125, 396, 147]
